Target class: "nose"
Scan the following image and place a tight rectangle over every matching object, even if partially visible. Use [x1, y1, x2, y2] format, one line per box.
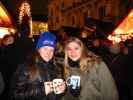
[47, 50, 51, 55]
[71, 49, 75, 54]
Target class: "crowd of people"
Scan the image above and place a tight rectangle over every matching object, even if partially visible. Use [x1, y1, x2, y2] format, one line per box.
[0, 30, 133, 100]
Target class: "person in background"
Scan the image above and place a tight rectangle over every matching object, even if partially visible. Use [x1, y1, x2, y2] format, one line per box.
[63, 37, 119, 100]
[1, 34, 15, 47]
[0, 72, 4, 95]
[0, 34, 16, 100]
[11, 32, 66, 100]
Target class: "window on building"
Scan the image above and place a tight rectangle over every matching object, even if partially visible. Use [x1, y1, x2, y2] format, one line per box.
[72, 0, 76, 7]
[83, 11, 88, 22]
[99, 6, 106, 18]
[56, 6, 59, 10]
[56, 16, 59, 23]
[61, 1, 64, 8]
[72, 16, 75, 25]
[49, 8, 53, 18]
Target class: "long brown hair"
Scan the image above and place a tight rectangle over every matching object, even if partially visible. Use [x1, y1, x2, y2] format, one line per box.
[25, 52, 39, 81]
[64, 37, 101, 77]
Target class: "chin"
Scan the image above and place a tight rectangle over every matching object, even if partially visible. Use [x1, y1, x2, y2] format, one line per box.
[71, 58, 79, 61]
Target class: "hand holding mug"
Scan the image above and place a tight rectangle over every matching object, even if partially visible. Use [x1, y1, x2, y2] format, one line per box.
[44, 81, 53, 95]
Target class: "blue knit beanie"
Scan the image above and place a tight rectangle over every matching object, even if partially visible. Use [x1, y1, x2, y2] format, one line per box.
[36, 32, 56, 49]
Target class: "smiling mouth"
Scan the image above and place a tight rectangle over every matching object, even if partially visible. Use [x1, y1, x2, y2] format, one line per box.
[71, 55, 77, 57]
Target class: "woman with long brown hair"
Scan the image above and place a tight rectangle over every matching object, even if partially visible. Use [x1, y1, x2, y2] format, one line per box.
[11, 32, 66, 100]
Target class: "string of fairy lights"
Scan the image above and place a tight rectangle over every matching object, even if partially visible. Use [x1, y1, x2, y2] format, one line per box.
[18, 0, 33, 37]
[18, 1, 31, 24]
[18, 1, 48, 36]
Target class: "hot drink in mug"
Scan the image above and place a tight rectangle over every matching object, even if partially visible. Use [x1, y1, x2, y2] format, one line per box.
[52, 78, 64, 94]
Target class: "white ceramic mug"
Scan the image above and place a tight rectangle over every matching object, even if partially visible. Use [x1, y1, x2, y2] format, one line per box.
[52, 78, 64, 94]
[66, 75, 80, 89]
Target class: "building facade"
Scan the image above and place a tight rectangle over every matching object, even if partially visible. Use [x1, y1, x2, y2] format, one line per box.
[32, 21, 48, 35]
[48, 0, 133, 30]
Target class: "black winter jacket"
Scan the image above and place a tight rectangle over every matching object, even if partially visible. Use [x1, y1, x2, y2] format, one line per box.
[11, 52, 64, 100]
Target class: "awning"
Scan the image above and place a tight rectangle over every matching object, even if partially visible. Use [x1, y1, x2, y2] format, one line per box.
[0, 2, 14, 38]
[108, 9, 133, 43]
[0, 2, 13, 28]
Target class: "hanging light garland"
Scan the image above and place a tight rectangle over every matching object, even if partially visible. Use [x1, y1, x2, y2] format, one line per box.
[18, 1, 31, 24]
[18, 1, 33, 37]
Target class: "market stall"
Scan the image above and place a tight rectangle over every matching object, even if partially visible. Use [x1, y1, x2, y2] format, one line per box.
[0, 2, 15, 38]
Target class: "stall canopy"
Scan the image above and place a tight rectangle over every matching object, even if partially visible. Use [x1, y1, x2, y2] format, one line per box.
[108, 9, 133, 43]
[0, 2, 14, 38]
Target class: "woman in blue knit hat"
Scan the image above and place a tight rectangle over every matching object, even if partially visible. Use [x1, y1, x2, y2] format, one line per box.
[11, 32, 66, 100]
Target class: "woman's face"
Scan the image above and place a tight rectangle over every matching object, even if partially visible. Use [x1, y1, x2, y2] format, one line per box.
[38, 46, 54, 62]
[3, 36, 14, 46]
[66, 41, 82, 61]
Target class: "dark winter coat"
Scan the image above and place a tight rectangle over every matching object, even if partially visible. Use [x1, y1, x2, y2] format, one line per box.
[63, 58, 119, 100]
[11, 52, 64, 100]
[0, 72, 4, 95]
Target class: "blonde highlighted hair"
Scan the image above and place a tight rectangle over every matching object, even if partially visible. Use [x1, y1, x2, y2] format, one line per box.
[64, 37, 101, 77]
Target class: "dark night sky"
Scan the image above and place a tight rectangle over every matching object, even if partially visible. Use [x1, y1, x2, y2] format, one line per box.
[1, 0, 48, 20]
[31, 0, 48, 16]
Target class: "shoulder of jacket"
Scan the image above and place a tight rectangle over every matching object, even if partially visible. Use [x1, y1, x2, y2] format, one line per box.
[54, 56, 64, 64]
[85, 56, 103, 74]
[16, 63, 29, 76]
